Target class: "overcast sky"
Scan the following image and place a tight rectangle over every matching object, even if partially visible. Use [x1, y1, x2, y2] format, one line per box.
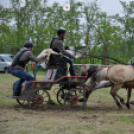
[0, 0, 133, 15]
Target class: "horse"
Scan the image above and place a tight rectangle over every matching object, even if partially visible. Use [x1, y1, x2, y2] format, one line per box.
[85, 64, 134, 109]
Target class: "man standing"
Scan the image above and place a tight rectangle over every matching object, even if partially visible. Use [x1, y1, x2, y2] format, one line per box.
[10, 41, 46, 96]
[50, 27, 79, 76]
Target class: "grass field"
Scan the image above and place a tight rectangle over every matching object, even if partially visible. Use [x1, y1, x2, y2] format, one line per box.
[1, 73, 134, 134]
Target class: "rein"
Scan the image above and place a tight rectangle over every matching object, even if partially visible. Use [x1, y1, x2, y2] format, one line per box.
[71, 49, 127, 65]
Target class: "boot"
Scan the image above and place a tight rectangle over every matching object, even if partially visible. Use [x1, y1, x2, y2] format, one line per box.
[13, 91, 21, 96]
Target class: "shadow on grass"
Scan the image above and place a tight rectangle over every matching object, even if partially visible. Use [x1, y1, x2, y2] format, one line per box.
[2, 101, 134, 114]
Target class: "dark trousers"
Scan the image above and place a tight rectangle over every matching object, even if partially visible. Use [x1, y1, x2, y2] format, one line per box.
[10, 69, 35, 93]
[66, 57, 75, 76]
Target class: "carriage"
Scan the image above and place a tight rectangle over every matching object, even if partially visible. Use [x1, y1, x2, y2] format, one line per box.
[7, 54, 89, 111]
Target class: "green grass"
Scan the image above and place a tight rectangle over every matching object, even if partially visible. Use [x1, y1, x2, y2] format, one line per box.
[27, 70, 46, 76]
[100, 130, 115, 134]
[114, 115, 134, 123]
[84, 125, 94, 131]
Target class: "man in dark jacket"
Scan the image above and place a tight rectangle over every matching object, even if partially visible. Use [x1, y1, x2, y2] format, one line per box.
[50, 27, 79, 76]
[10, 41, 46, 96]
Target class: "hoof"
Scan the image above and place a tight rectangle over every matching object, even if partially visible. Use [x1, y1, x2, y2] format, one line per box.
[126, 103, 131, 109]
[120, 99, 126, 105]
[79, 98, 84, 102]
[118, 105, 123, 109]
[130, 101, 134, 104]
[117, 102, 122, 109]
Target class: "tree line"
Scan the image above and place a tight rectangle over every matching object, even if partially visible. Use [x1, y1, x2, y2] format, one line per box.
[0, 0, 134, 64]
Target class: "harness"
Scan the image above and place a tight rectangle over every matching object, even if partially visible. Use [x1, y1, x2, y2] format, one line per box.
[11, 48, 30, 69]
[50, 37, 62, 53]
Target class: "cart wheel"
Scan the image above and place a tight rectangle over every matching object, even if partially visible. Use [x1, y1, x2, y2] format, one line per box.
[57, 88, 69, 105]
[28, 89, 50, 110]
[64, 89, 86, 111]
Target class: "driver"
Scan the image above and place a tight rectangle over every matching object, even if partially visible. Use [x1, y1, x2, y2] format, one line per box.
[50, 27, 79, 76]
[10, 41, 46, 96]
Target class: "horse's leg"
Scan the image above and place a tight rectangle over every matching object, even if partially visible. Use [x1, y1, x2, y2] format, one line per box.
[126, 87, 132, 109]
[85, 90, 93, 101]
[110, 85, 123, 109]
[84, 83, 95, 101]
[115, 94, 126, 105]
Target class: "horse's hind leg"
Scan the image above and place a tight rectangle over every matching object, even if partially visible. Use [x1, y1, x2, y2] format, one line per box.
[126, 88, 132, 109]
[110, 85, 123, 109]
[115, 94, 125, 105]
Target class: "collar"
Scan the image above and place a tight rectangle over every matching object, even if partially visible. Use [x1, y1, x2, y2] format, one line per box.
[57, 35, 64, 41]
[20, 47, 30, 52]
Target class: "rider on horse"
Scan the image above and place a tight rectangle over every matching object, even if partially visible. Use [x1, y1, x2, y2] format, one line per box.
[50, 27, 79, 76]
[10, 41, 46, 96]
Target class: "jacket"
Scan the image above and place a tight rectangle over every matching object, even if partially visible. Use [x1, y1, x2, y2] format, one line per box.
[50, 36, 75, 59]
[11, 47, 45, 70]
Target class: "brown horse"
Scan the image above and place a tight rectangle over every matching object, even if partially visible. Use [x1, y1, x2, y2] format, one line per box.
[86, 64, 134, 109]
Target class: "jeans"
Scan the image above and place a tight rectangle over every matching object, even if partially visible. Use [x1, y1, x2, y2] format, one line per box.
[66, 57, 75, 76]
[10, 69, 35, 93]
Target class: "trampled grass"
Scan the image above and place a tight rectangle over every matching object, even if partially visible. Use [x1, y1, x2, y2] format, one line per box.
[0, 73, 134, 134]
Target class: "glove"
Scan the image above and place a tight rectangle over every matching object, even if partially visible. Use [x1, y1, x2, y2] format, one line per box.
[75, 56, 79, 59]
[44, 54, 48, 57]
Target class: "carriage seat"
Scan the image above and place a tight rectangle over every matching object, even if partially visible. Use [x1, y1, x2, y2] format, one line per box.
[44, 54, 68, 82]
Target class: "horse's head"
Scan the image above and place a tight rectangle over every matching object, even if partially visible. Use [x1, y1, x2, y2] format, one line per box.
[90, 67, 109, 82]
[82, 66, 109, 100]
[87, 66, 100, 79]
[85, 66, 109, 90]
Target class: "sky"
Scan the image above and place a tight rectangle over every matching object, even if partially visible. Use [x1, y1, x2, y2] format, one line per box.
[0, 0, 133, 15]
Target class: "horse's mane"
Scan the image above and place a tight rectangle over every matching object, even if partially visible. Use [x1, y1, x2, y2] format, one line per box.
[87, 66, 100, 79]
[91, 68, 102, 82]
[90, 66, 109, 82]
